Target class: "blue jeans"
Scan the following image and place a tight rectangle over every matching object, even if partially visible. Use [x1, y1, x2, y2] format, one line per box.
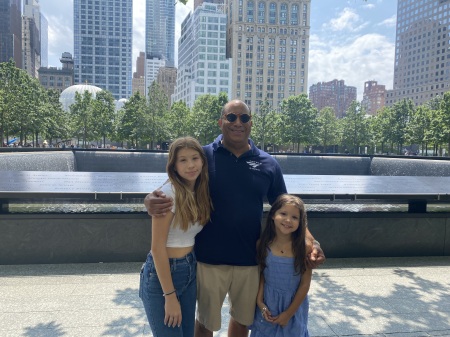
[139, 251, 197, 337]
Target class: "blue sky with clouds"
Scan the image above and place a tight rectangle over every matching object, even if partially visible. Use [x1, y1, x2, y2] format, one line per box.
[39, 0, 397, 100]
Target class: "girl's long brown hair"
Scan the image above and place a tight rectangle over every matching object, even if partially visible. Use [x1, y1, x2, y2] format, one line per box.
[166, 137, 212, 230]
[256, 194, 308, 275]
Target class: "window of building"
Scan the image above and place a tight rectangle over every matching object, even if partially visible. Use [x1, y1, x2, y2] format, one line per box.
[291, 4, 298, 25]
[258, 1, 265, 23]
[280, 3, 288, 25]
[269, 2, 277, 24]
[247, 0, 254, 22]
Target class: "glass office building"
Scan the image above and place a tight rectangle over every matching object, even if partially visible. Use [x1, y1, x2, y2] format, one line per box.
[73, 0, 132, 99]
[0, 0, 22, 68]
[144, 0, 175, 95]
[146, 0, 175, 66]
[39, 12, 47, 67]
[173, 2, 231, 107]
[386, 0, 450, 106]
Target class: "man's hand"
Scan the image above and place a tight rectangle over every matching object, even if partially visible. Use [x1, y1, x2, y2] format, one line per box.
[306, 241, 326, 269]
[144, 190, 173, 217]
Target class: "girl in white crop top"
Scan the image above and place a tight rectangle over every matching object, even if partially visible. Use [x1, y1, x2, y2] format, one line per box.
[139, 137, 212, 337]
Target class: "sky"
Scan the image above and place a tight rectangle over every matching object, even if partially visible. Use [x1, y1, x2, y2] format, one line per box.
[39, 0, 397, 101]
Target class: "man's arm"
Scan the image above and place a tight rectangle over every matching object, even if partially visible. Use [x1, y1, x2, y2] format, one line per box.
[143, 190, 173, 217]
[305, 227, 326, 268]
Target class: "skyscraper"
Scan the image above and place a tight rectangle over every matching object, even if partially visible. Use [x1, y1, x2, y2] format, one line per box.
[224, 0, 310, 113]
[73, 0, 132, 99]
[0, 0, 22, 68]
[361, 80, 385, 116]
[39, 12, 47, 67]
[132, 51, 146, 96]
[386, 0, 450, 106]
[309, 79, 356, 118]
[173, 2, 231, 107]
[145, 0, 175, 95]
[23, 0, 48, 67]
[22, 0, 41, 77]
[156, 66, 177, 108]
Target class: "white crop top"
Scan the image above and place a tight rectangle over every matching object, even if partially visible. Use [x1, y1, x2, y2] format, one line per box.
[160, 182, 203, 248]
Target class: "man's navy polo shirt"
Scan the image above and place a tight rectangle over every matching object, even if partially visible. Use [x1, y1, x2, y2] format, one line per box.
[195, 135, 287, 266]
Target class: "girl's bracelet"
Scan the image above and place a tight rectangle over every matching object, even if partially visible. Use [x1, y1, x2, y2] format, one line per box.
[163, 289, 176, 297]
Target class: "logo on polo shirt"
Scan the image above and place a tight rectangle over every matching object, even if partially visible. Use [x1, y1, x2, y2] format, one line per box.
[247, 160, 261, 171]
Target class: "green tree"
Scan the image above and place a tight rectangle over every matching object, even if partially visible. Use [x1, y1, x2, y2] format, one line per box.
[390, 99, 414, 154]
[91, 90, 116, 148]
[439, 92, 450, 156]
[146, 82, 170, 149]
[406, 105, 431, 155]
[426, 109, 444, 155]
[35, 89, 68, 146]
[0, 60, 31, 145]
[371, 107, 394, 154]
[317, 107, 339, 153]
[340, 101, 369, 154]
[167, 100, 191, 139]
[264, 111, 284, 152]
[70, 90, 94, 148]
[26, 79, 49, 146]
[190, 94, 223, 144]
[251, 98, 273, 150]
[116, 92, 146, 148]
[280, 94, 318, 152]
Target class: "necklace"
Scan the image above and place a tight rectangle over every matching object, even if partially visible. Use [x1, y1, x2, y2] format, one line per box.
[274, 241, 291, 254]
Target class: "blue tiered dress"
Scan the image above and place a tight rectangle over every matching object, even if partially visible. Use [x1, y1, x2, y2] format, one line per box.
[249, 249, 309, 337]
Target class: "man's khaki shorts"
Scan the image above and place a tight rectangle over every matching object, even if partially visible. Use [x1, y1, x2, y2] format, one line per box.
[196, 262, 259, 332]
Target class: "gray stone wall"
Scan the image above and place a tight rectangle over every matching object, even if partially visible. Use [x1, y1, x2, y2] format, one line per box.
[2, 150, 450, 176]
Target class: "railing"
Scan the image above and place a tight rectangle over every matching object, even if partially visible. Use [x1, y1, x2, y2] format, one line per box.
[2, 171, 450, 213]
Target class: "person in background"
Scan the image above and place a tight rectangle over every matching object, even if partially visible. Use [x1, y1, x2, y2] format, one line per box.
[139, 136, 213, 337]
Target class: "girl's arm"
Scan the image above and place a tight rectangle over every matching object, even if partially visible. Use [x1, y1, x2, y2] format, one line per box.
[256, 274, 266, 312]
[256, 274, 275, 322]
[151, 212, 182, 328]
[272, 268, 312, 327]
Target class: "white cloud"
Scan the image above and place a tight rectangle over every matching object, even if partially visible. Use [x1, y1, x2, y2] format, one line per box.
[363, 4, 375, 9]
[308, 33, 395, 100]
[46, 14, 74, 64]
[326, 8, 367, 32]
[378, 14, 397, 27]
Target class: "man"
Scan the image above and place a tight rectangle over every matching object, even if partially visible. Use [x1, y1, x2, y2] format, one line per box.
[145, 100, 325, 337]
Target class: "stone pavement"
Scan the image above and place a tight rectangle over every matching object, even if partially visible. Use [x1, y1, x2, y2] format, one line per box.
[0, 256, 449, 337]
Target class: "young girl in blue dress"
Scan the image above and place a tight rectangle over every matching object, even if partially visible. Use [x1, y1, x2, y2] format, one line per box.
[139, 137, 213, 337]
[250, 194, 312, 337]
